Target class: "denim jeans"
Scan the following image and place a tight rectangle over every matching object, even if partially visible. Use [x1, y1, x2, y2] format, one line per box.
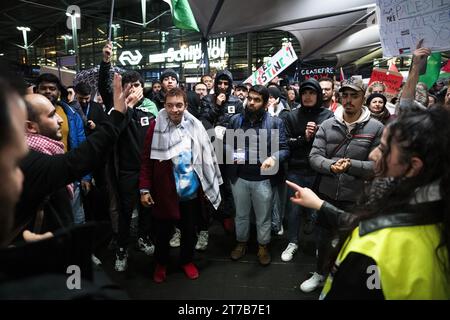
[231, 178, 273, 245]
[271, 182, 287, 233]
[72, 183, 85, 225]
[285, 172, 316, 244]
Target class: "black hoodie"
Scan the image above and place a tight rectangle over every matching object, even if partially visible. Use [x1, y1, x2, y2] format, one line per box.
[284, 78, 334, 173]
[200, 70, 243, 128]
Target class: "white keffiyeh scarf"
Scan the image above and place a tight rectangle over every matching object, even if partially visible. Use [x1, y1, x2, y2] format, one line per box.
[150, 109, 223, 209]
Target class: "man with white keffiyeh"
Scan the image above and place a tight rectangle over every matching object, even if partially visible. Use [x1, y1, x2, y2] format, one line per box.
[139, 88, 222, 283]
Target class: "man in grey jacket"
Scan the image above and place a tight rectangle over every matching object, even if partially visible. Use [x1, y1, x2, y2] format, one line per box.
[300, 77, 384, 293]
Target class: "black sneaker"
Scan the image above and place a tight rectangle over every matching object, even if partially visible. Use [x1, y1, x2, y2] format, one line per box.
[303, 218, 316, 235]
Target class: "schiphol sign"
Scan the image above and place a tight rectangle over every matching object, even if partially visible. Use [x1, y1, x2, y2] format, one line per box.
[118, 38, 227, 66]
[149, 38, 226, 64]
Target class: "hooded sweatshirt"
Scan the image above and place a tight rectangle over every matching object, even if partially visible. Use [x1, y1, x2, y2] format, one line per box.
[284, 78, 334, 173]
[334, 105, 371, 133]
[200, 70, 243, 128]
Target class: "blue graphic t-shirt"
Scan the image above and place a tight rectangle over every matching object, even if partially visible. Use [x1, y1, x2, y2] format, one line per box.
[171, 127, 200, 201]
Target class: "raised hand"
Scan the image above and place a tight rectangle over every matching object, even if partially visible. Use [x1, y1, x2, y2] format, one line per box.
[103, 41, 113, 63]
[125, 85, 144, 108]
[113, 73, 130, 114]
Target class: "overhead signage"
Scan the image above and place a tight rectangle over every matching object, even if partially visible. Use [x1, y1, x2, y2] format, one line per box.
[149, 38, 226, 64]
[119, 50, 143, 66]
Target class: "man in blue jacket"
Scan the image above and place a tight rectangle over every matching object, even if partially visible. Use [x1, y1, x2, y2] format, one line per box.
[226, 85, 289, 266]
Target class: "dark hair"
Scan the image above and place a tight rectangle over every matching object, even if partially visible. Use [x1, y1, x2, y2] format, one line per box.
[152, 80, 161, 88]
[235, 84, 248, 92]
[35, 73, 63, 91]
[332, 107, 450, 274]
[122, 71, 144, 88]
[164, 87, 187, 106]
[319, 77, 334, 89]
[249, 85, 269, 105]
[74, 82, 92, 96]
[286, 86, 299, 102]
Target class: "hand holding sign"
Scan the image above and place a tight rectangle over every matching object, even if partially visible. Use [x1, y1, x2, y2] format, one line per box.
[413, 39, 431, 75]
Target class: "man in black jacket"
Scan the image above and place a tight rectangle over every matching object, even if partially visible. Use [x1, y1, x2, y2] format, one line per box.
[73, 82, 110, 225]
[152, 69, 179, 110]
[14, 73, 129, 241]
[281, 78, 333, 263]
[200, 70, 244, 233]
[99, 42, 156, 272]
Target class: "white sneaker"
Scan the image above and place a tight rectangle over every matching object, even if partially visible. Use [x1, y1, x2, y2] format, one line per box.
[281, 242, 298, 262]
[300, 272, 325, 293]
[136, 237, 155, 256]
[114, 248, 128, 272]
[91, 254, 102, 266]
[169, 228, 181, 248]
[195, 230, 209, 251]
[277, 225, 284, 236]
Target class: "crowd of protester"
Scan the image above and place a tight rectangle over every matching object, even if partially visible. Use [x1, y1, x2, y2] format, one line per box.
[0, 39, 449, 299]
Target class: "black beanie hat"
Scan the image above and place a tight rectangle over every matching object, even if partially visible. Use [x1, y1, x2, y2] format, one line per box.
[160, 69, 179, 83]
[366, 93, 387, 107]
[268, 86, 281, 99]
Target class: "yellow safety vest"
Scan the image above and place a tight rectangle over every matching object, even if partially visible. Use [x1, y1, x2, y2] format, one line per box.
[321, 224, 450, 300]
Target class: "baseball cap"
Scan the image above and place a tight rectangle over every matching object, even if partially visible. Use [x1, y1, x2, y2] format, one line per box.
[339, 77, 365, 92]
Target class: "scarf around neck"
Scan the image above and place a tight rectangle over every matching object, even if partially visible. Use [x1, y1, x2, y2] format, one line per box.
[150, 109, 223, 209]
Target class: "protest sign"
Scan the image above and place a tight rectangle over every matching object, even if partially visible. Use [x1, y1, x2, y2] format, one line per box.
[244, 43, 298, 85]
[299, 66, 335, 81]
[368, 68, 403, 95]
[377, 0, 450, 57]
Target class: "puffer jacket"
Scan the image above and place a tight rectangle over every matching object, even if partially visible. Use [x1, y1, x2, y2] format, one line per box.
[309, 107, 384, 202]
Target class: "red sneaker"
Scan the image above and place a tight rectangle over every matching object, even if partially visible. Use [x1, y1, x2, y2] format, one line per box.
[182, 263, 199, 280]
[153, 264, 167, 283]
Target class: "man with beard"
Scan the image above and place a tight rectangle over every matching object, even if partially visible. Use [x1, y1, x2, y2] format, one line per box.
[226, 85, 289, 266]
[73, 82, 107, 136]
[36, 73, 91, 225]
[304, 77, 383, 293]
[73, 82, 110, 234]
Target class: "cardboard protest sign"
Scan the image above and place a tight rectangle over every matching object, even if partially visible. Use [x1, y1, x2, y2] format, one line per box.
[377, 0, 450, 57]
[244, 43, 298, 86]
[368, 68, 403, 95]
